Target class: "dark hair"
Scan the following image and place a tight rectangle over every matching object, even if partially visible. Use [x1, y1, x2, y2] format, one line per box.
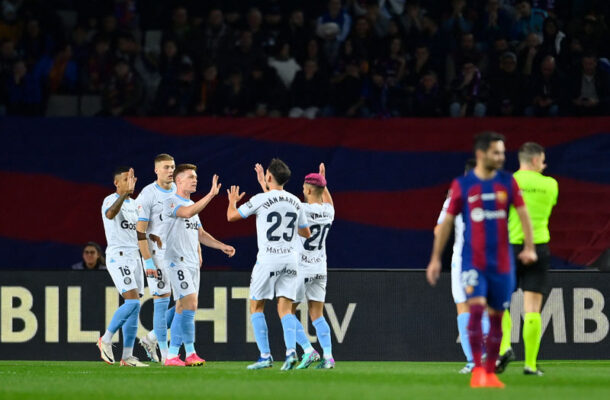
[83, 241, 105, 267]
[474, 131, 505, 152]
[173, 163, 197, 180]
[113, 166, 131, 178]
[464, 158, 476, 173]
[268, 158, 291, 185]
[518, 142, 544, 163]
[154, 153, 174, 164]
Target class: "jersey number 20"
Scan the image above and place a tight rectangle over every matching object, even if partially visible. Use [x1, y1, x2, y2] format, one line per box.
[304, 224, 331, 251]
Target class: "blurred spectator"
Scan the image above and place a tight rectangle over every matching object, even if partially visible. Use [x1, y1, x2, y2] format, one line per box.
[413, 71, 444, 117]
[223, 30, 264, 77]
[245, 60, 285, 117]
[442, 0, 473, 37]
[449, 62, 487, 117]
[0, 37, 17, 79]
[518, 32, 541, 76]
[489, 52, 525, 116]
[487, 36, 510, 77]
[401, 1, 425, 50]
[303, 38, 329, 75]
[476, 0, 513, 49]
[446, 32, 487, 88]
[102, 58, 143, 116]
[524, 55, 562, 116]
[363, 1, 389, 39]
[83, 35, 113, 94]
[284, 9, 308, 64]
[164, 6, 193, 53]
[539, 17, 565, 58]
[194, 63, 220, 115]
[0, 0, 23, 42]
[405, 43, 435, 94]
[289, 59, 327, 119]
[247, 7, 271, 50]
[511, 0, 548, 41]
[327, 59, 365, 117]
[350, 16, 377, 61]
[364, 68, 393, 118]
[2, 59, 42, 115]
[154, 62, 197, 116]
[34, 44, 78, 94]
[317, 0, 352, 43]
[158, 38, 183, 81]
[268, 42, 301, 89]
[203, 8, 234, 63]
[72, 242, 106, 271]
[570, 53, 610, 116]
[217, 68, 248, 117]
[19, 19, 54, 69]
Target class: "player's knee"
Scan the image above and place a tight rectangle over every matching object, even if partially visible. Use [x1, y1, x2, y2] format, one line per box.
[122, 289, 140, 300]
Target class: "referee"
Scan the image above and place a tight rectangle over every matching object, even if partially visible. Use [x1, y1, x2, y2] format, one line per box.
[496, 142, 558, 376]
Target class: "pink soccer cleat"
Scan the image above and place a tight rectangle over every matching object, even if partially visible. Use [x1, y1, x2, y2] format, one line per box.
[164, 356, 186, 367]
[185, 353, 206, 367]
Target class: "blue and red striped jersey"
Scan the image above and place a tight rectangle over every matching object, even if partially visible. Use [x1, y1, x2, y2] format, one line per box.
[447, 170, 525, 274]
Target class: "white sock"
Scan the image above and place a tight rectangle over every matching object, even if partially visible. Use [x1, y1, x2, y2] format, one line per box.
[147, 330, 157, 341]
[261, 353, 271, 359]
[102, 330, 113, 343]
[324, 353, 333, 360]
[285, 349, 295, 357]
[160, 348, 169, 360]
[122, 347, 133, 359]
[303, 346, 314, 354]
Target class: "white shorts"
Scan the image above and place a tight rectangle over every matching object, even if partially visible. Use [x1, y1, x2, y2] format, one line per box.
[451, 255, 467, 304]
[249, 263, 298, 301]
[167, 259, 200, 301]
[106, 250, 145, 296]
[294, 271, 327, 303]
[145, 251, 171, 297]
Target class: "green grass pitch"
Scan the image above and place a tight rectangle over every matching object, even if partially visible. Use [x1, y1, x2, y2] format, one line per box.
[1, 361, 609, 400]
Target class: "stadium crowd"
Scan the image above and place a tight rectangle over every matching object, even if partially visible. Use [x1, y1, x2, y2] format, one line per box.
[1, 0, 609, 118]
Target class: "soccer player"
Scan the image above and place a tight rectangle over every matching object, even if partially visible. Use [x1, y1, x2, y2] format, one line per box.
[97, 167, 148, 367]
[255, 163, 336, 369]
[136, 153, 176, 363]
[435, 158, 490, 374]
[496, 142, 558, 376]
[227, 158, 311, 370]
[426, 132, 537, 388]
[163, 164, 236, 367]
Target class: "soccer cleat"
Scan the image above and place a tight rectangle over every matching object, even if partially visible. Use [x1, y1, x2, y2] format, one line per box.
[120, 356, 149, 367]
[185, 353, 206, 367]
[97, 337, 115, 365]
[459, 362, 475, 374]
[470, 367, 487, 388]
[314, 357, 335, 369]
[280, 352, 298, 371]
[524, 366, 544, 376]
[139, 336, 159, 363]
[485, 372, 505, 388]
[164, 356, 186, 367]
[246, 356, 273, 370]
[296, 350, 321, 369]
[495, 348, 515, 374]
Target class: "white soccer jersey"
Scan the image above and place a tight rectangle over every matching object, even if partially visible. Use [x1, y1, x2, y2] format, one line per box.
[101, 193, 139, 254]
[163, 194, 201, 267]
[299, 202, 334, 273]
[238, 190, 309, 264]
[437, 197, 464, 262]
[135, 182, 176, 253]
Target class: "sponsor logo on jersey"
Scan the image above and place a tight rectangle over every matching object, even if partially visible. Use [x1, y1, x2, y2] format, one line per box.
[185, 220, 199, 230]
[470, 207, 507, 222]
[269, 267, 297, 278]
[266, 246, 293, 255]
[468, 194, 480, 203]
[120, 220, 137, 230]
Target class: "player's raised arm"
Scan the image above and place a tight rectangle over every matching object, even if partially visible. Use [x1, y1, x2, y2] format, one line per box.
[198, 227, 236, 257]
[227, 185, 246, 222]
[319, 163, 333, 206]
[255, 163, 269, 193]
[105, 168, 136, 219]
[175, 174, 221, 219]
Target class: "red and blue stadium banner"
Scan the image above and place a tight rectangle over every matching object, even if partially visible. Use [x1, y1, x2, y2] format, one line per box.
[1, 117, 609, 270]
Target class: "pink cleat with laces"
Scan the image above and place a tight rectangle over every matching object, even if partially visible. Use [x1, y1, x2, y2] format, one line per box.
[185, 353, 206, 367]
[164, 356, 186, 367]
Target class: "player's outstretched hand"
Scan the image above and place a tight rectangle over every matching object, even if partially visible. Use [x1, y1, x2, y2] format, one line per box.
[127, 168, 137, 194]
[254, 163, 267, 190]
[222, 245, 236, 258]
[319, 163, 326, 177]
[227, 185, 246, 203]
[149, 233, 163, 249]
[426, 259, 441, 287]
[209, 174, 221, 196]
[518, 248, 538, 265]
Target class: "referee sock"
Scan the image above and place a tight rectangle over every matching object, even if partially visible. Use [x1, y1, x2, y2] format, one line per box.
[250, 312, 271, 357]
[168, 311, 183, 359]
[499, 310, 512, 355]
[523, 312, 542, 371]
[457, 313, 473, 363]
[467, 304, 484, 368]
[295, 316, 314, 354]
[281, 314, 297, 355]
[121, 300, 140, 359]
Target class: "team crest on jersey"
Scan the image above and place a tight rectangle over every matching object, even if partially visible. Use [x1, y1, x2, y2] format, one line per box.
[465, 286, 474, 295]
[157, 282, 165, 289]
[180, 282, 188, 289]
[496, 190, 507, 204]
[124, 277, 132, 285]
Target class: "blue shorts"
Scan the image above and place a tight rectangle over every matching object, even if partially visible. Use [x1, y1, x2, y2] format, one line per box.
[460, 266, 514, 310]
